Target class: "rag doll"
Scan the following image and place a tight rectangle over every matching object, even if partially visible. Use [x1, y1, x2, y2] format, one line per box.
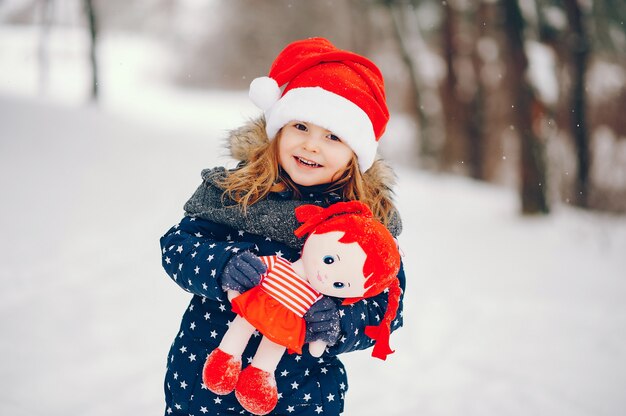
[202, 201, 402, 415]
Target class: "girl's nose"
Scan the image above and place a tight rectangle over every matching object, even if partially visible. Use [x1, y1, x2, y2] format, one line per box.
[303, 134, 322, 153]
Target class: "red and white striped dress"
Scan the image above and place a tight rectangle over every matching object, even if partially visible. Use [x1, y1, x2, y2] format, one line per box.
[230, 256, 322, 354]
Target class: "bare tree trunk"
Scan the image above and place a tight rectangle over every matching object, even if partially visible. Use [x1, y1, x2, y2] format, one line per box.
[439, 1, 466, 172]
[438, 1, 488, 179]
[348, 0, 372, 54]
[563, 0, 591, 208]
[502, 0, 549, 214]
[465, 2, 488, 180]
[383, 0, 432, 165]
[84, 0, 99, 102]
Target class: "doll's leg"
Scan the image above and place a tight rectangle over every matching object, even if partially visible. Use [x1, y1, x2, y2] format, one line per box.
[251, 336, 286, 373]
[203, 316, 256, 395]
[235, 337, 285, 415]
[219, 315, 257, 356]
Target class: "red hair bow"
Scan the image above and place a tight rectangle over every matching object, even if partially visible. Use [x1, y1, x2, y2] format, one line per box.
[294, 201, 372, 238]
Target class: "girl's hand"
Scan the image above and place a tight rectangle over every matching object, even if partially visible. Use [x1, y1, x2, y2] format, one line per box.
[304, 297, 341, 346]
[221, 251, 267, 293]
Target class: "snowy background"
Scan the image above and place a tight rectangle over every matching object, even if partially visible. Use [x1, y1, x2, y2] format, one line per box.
[1, 26, 626, 416]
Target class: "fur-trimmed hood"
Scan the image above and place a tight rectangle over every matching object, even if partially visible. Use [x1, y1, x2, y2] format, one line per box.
[225, 117, 398, 204]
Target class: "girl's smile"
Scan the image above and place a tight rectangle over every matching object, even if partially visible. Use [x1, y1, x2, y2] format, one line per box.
[294, 155, 322, 168]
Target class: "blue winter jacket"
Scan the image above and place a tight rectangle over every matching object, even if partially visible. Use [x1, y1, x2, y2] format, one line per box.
[160, 167, 405, 416]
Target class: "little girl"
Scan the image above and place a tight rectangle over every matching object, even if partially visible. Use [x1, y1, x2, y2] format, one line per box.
[160, 37, 406, 416]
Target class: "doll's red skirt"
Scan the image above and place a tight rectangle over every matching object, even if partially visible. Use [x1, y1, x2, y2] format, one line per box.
[231, 287, 306, 354]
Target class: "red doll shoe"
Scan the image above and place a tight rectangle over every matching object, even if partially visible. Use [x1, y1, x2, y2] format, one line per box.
[202, 348, 242, 395]
[235, 365, 278, 415]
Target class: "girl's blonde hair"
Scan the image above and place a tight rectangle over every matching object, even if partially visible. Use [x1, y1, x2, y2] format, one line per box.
[217, 132, 395, 226]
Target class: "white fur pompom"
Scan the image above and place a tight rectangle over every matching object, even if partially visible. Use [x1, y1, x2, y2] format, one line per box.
[249, 76, 281, 111]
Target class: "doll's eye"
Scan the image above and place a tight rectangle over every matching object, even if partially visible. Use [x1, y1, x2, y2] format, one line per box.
[333, 282, 345, 288]
[323, 255, 335, 264]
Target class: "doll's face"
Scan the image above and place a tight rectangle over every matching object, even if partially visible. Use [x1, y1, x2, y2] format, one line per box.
[301, 231, 368, 298]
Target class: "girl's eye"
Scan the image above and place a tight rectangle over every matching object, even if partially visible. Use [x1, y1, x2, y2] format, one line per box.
[328, 134, 341, 142]
[294, 123, 307, 131]
[333, 282, 345, 288]
[323, 255, 335, 264]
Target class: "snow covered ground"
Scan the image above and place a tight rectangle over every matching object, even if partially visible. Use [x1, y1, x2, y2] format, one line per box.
[1, 26, 626, 416]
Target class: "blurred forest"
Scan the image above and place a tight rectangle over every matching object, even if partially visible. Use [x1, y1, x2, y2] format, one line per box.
[2, 0, 625, 214]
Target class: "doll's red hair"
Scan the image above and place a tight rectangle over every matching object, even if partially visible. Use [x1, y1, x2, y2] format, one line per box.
[294, 201, 402, 360]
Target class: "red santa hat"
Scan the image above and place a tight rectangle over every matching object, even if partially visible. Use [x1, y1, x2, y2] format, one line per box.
[249, 37, 389, 172]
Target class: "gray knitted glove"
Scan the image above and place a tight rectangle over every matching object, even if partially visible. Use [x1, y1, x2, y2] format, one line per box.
[304, 297, 341, 345]
[221, 251, 267, 293]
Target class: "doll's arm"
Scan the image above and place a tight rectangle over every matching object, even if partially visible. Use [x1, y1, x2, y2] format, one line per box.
[160, 216, 257, 301]
[327, 262, 406, 355]
[308, 340, 328, 357]
[226, 289, 239, 302]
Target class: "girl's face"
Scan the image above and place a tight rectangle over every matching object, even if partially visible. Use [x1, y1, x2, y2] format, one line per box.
[301, 231, 368, 298]
[278, 121, 354, 187]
